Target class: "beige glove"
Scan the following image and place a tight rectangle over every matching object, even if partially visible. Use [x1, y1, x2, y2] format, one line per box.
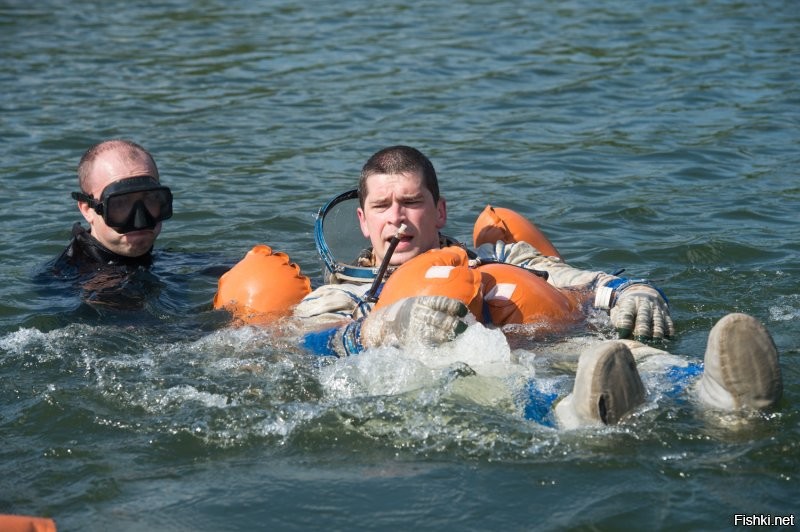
[361, 296, 469, 349]
[605, 283, 674, 340]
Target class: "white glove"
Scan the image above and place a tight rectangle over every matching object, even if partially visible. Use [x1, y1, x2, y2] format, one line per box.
[596, 280, 674, 340]
[360, 296, 469, 349]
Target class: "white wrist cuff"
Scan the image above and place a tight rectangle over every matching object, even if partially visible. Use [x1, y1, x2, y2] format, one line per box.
[594, 285, 615, 310]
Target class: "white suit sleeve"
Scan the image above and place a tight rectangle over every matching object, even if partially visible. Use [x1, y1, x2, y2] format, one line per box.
[293, 283, 373, 325]
[475, 241, 617, 290]
[475, 240, 673, 339]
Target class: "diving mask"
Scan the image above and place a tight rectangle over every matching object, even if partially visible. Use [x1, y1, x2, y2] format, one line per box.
[72, 175, 173, 234]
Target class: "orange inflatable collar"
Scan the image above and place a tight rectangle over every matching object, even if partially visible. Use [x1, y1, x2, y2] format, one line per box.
[374, 246, 484, 319]
[473, 205, 561, 258]
[214, 244, 311, 324]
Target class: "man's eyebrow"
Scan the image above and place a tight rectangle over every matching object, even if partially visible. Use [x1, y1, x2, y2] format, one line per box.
[398, 192, 424, 200]
[367, 195, 390, 204]
[366, 191, 425, 205]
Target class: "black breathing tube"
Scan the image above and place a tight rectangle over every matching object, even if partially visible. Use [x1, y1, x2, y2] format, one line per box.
[364, 224, 407, 303]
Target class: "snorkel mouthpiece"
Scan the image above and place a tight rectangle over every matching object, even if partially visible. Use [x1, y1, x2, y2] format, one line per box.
[364, 224, 408, 302]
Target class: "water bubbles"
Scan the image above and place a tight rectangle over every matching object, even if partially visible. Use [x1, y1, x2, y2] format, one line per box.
[769, 294, 800, 322]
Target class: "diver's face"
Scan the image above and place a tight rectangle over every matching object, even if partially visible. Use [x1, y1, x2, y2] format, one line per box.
[357, 171, 446, 266]
[78, 150, 162, 257]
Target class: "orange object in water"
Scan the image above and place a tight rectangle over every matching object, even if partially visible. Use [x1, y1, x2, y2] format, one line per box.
[374, 246, 484, 320]
[479, 263, 581, 326]
[473, 205, 562, 259]
[0, 514, 57, 532]
[214, 244, 311, 324]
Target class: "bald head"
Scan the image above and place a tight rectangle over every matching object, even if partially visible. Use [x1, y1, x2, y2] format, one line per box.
[77, 139, 159, 193]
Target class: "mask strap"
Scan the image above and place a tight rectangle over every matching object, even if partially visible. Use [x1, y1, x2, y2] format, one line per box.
[71, 191, 98, 207]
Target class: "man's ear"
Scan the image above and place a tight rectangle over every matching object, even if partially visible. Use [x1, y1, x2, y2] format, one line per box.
[357, 207, 370, 238]
[78, 201, 95, 224]
[436, 196, 447, 229]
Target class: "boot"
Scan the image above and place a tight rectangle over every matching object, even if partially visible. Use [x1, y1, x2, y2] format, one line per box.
[555, 341, 645, 429]
[697, 313, 782, 411]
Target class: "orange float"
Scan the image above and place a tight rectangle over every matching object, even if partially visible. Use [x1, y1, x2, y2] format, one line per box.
[374, 246, 484, 319]
[0, 514, 57, 532]
[479, 263, 582, 327]
[214, 244, 311, 324]
[473, 205, 562, 258]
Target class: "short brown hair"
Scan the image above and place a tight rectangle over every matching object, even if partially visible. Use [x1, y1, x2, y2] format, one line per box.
[358, 145, 439, 208]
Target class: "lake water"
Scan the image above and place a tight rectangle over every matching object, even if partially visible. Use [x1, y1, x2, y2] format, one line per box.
[1, 0, 799, 530]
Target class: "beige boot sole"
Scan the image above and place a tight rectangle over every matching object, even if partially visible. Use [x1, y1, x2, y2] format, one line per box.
[697, 313, 781, 411]
[555, 341, 645, 429]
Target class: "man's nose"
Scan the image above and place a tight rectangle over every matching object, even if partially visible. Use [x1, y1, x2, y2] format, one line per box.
[387, 202, 406, 224]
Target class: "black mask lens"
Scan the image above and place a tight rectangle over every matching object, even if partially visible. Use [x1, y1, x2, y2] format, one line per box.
[105, 189, 173, 229]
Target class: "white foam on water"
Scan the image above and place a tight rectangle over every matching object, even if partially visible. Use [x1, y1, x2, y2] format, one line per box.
[156, 384, 233, 410]
[0, 326, 49, 352]
[170, 325, 277, 359]
[154, 326, 295, 377]
[318, 345, 437, 400]
[255, 402, 321, 439]
[0, 326, 78, 361]
[411, 321, 516, 377]
[769, 293, 800, 322]
[317, 321, 522, 408]
[0, 324, 161, 368]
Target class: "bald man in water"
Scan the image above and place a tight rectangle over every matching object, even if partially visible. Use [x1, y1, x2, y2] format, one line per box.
[51, 139, 173, 301]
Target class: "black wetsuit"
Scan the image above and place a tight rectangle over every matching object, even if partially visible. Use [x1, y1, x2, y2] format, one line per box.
[49, 223, 159, 308]
[54, 222, 154, 272]
[35, 223, 236, 331]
